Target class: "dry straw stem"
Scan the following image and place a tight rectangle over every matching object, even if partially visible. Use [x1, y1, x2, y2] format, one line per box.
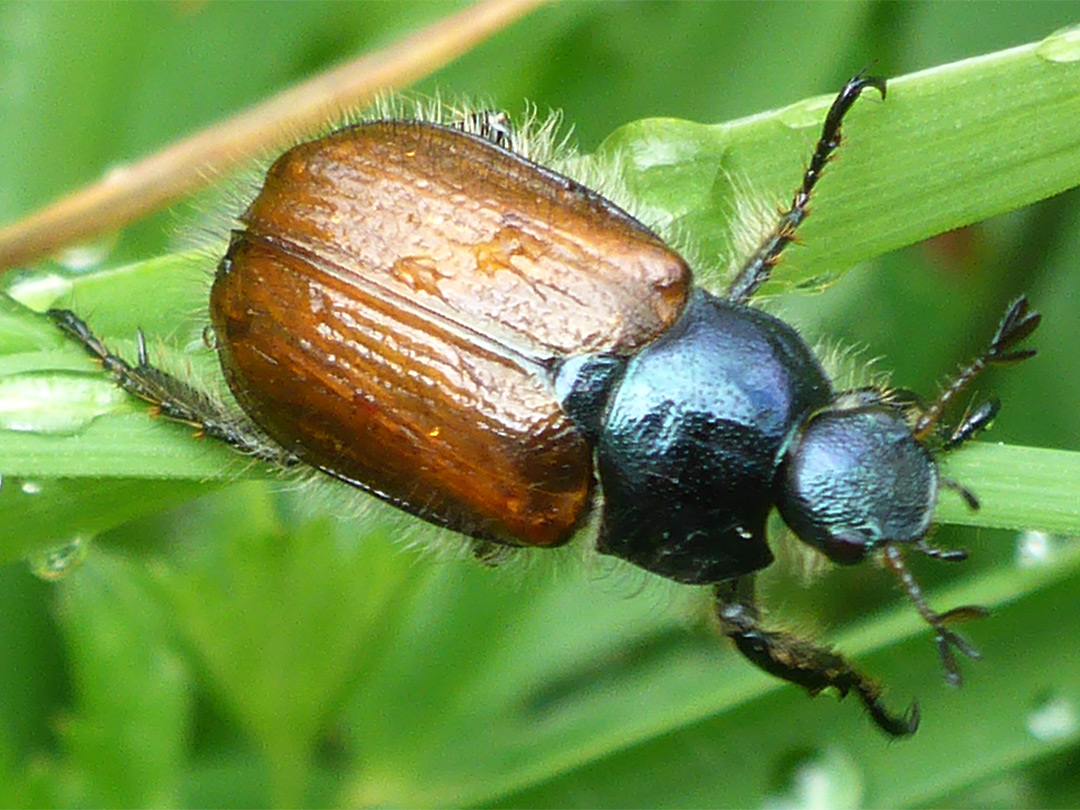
[0, 0, 546, 274]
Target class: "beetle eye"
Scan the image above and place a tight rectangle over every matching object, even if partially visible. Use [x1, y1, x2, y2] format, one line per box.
[818, 529, 874, 564]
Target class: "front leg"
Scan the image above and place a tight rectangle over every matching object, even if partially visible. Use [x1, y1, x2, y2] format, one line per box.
[714, 577, 919, 737]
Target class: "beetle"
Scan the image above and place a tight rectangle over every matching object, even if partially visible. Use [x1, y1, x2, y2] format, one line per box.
[49, 73, 1040, 736]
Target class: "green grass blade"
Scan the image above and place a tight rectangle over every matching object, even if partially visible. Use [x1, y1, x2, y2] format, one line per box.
[605, 27, 1080, 291]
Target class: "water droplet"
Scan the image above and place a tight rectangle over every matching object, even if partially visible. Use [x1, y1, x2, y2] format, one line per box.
[20, 480, 42, 495]
[0, 371, 126, 434]
[764, 748, 863, 810]
[1015, 530, 1055, 568]
[27, 536, 91, 581]
[1036, 24, 1080, 64]
[1026, 694, 1078, 742]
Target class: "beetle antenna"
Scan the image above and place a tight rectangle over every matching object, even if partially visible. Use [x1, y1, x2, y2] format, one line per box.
[915, 297, 1040, 441]
[714, 577, 919, 737]
[725, 71, 886, 304]
[880, 543, 989, 688]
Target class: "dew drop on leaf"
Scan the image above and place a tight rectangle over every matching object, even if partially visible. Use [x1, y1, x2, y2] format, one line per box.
[26, 535, 91, 582]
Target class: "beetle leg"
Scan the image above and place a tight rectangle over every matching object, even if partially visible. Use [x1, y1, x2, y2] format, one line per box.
[48, 308, 298, 467]
[470, 538, 514, 566]
[714, 577, 919, 737]
[880, 543, 989, 688]
[452, 109, 514, 148]
[725, 71, 886, 304]
[915, 296, 1040, 441]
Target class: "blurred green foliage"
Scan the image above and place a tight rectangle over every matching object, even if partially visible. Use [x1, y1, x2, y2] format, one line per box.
[1, 3, 1079, 807]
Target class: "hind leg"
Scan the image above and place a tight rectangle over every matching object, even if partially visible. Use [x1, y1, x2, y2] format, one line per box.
[49, 308, 295, 466]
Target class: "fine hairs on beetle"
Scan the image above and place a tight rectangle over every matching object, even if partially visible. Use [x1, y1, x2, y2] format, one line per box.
[49, 72, 1040, 738]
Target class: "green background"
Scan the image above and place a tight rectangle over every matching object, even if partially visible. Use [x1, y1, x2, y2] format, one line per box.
[2, 2, 1080, 807]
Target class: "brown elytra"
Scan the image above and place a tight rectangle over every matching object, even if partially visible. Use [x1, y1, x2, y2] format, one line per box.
[210, 121, 690, 546]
